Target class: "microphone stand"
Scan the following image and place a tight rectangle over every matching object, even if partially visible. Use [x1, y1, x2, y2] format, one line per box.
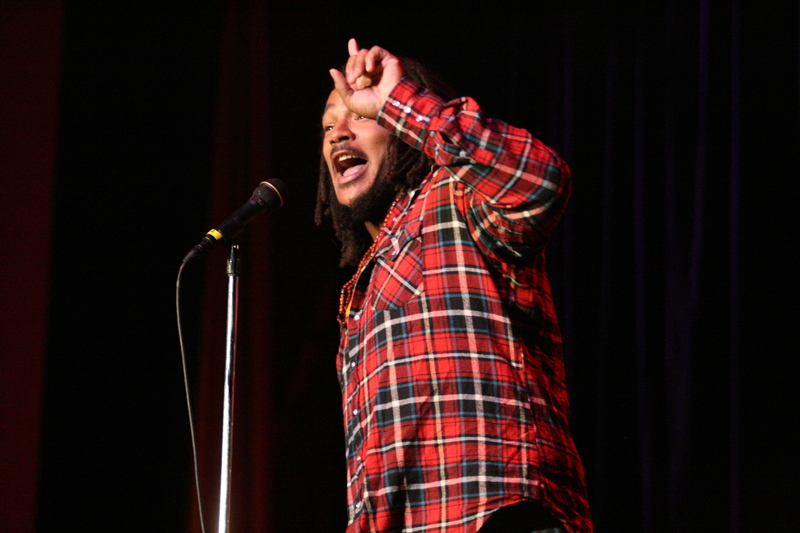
[218, 243, 240, 533]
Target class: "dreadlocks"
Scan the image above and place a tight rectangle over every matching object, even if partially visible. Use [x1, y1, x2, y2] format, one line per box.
[315, 58, 458, 267]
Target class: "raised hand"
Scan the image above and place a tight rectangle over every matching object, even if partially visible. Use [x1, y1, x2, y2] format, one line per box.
[329, 38, 405, 119]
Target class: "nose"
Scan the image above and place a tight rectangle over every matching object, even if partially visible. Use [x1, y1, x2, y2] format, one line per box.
[329, 117, 353, 144]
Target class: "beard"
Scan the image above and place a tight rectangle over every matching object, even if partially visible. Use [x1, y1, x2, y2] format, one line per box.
[327, 159, 400, 266]
[333, 159, 399, 229]
[322, 135, 432, 267]
[349, 174, 399, 227]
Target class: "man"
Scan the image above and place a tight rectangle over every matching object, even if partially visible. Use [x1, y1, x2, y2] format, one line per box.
[316, 39, 592, 533]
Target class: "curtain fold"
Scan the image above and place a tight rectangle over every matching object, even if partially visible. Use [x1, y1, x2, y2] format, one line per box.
[0, 3, 62, 532]
[193, 0, 274, 531]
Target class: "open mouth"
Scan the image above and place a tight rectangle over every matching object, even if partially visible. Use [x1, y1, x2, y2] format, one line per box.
[333, 152, 368, 180]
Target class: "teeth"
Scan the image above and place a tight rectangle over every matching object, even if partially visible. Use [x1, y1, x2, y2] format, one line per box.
[335, 154, 361, 163]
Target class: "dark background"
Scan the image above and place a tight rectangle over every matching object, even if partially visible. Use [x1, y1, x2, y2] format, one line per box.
[1, 1, 798, 532]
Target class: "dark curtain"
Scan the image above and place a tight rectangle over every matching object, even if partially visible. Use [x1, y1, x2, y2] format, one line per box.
[1, 1, 795, 532]
[32, 3, 224, 532]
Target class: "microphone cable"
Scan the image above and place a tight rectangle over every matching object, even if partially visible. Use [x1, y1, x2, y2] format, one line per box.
[176, 260, 208, 533]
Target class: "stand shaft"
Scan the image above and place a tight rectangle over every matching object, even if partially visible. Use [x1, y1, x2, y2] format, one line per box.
[218, 244, 240, 533]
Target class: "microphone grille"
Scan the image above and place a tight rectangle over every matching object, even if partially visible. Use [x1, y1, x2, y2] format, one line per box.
[255, 178, 287, 208]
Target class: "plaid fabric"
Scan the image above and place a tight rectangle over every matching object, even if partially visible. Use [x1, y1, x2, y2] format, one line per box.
[336, 79, 592, 533]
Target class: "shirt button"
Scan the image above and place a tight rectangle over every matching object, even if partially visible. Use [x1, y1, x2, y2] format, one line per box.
[352, 408, 358, 416]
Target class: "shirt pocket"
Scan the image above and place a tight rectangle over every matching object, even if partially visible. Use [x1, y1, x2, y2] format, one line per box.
[371, 222, 424, 311]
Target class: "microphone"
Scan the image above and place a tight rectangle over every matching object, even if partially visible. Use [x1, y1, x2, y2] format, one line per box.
[183, 179, 286, 264]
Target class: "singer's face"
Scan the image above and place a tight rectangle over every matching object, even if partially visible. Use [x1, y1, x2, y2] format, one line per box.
[322, 90, 391, 208]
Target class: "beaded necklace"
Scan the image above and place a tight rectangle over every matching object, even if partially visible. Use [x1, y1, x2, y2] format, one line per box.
[337, 191, 408, 324]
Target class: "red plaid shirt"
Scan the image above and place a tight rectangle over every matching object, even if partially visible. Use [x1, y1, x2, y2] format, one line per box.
[336, 79, 592, 533]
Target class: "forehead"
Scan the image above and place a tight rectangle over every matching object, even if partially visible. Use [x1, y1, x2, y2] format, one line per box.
[322, 90, 345, 118]
[326, 88, 341, 106]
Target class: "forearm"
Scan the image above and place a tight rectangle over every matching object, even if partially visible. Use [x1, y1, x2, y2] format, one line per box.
[378, 77, 571, 256]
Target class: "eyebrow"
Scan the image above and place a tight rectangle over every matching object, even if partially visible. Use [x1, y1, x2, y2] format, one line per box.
[321, 102, 348, 124]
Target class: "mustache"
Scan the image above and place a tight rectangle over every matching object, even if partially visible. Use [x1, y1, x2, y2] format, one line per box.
[330, 143, 369, 161]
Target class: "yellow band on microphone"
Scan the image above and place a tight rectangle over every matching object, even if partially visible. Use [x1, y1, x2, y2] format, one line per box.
[207, 228, 224, 241]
